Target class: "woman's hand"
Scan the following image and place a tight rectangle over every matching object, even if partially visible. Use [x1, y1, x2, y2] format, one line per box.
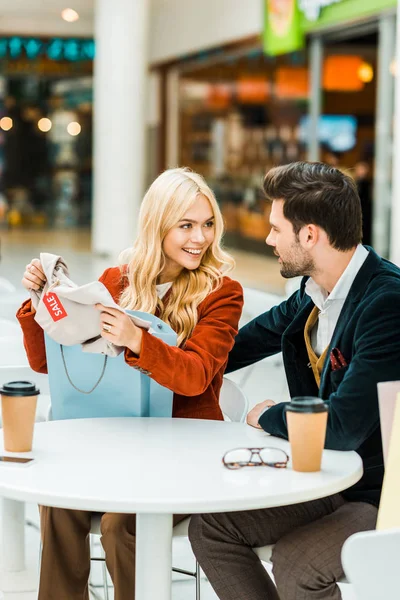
[95, 304, 143, 354]
[246, 399, 276, 429]
[22, 258, 46, 292]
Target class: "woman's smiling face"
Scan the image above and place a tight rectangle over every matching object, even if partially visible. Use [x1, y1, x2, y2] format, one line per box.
[160, 194, 215, 282]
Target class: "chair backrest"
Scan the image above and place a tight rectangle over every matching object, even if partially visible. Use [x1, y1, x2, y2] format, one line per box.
[219, 377, 249, 423]
[241, 288, 283, 328]
[341, 528, 400, 600]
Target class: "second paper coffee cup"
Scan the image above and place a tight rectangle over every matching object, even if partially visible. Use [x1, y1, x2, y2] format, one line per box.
[285, 397, 328, 472]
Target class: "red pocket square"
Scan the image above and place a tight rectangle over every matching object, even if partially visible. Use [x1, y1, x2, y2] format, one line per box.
[330, 348, 348, 371]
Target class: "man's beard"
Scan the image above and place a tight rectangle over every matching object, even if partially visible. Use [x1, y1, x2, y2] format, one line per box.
[278, 247, 315, 279]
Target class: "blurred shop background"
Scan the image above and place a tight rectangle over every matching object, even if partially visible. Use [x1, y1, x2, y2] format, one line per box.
[0, 40, 93, 230]
[0, 0, 398, 275]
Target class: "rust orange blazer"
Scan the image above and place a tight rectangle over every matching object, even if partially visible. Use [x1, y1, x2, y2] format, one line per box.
[16, 267, 244, 421]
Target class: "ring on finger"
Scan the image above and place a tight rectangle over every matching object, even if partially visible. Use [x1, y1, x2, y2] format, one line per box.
[103, 324, 112, 333]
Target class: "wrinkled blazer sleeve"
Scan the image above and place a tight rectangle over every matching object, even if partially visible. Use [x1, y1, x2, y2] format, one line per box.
[259, 291, 400, 450]
[16, 268, 115, 375]
[226, 290, 301, 373]
[124, 278, 244, 396]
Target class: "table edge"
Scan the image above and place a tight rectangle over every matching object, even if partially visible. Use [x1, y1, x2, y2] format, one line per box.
[0, 462, 363, 514]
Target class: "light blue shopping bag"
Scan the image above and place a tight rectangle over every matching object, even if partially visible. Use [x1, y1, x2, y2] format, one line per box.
[44, 311, 177, 421]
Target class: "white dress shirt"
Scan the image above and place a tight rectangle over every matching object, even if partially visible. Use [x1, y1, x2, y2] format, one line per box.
[305, 244, 369, 357]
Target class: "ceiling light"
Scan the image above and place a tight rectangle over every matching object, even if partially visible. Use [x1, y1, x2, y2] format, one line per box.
[358, 62, 374, 83]
[67, 121, 81, 136]
[0, 117, 13, 131]
[61, 8, 80, 23]
[38, 118, 52, 132]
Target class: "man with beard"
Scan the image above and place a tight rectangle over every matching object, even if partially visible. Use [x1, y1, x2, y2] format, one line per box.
[189, 161, 400, 600]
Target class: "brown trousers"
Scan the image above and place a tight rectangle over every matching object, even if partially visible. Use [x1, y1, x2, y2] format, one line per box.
[39, 506, 186, 600]
[189, 494, 378, 600]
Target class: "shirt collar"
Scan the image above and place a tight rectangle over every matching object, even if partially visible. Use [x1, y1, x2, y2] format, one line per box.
[305, 244, 369, 310]
[156, 281, 173, 300]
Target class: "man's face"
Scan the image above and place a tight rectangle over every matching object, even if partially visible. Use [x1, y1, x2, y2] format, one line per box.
[266, 200, 315, 279]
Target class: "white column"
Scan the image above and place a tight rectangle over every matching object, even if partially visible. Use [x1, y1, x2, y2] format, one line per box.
[308, 36, 323, 162]
[92, 0, 150, 260]
[373, 15, 395, 256]
[391, 4, 400, 265]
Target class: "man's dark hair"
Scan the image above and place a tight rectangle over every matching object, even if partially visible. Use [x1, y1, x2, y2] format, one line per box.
[263, 161, 362, 251]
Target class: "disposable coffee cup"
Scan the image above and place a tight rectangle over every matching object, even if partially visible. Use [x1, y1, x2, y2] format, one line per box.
[0, 381, 40, 452]
[285, 397, 328, 472]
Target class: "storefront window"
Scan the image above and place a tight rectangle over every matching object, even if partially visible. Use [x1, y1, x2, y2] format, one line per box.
[0, 37, 93, 230]
[322, 32, 378, 246]
[178, 49, 309, 253]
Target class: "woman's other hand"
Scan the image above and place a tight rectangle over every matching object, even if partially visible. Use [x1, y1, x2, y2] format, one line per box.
[96, 304, 143, 355]
[22, 258, 46, 292]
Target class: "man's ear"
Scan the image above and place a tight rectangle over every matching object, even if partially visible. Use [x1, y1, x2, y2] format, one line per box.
[299, 224, 319, 248]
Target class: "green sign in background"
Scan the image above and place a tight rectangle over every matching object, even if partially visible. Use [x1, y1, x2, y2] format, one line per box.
[303, 0, 396, 32]
[264, 0, 397, 56]
[264, 0, 305, 56]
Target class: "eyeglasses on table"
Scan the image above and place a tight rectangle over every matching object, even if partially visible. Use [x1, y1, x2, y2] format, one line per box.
[223, 447, 289, 470]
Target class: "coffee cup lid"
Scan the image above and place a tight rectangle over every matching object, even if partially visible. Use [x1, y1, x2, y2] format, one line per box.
[285, 396, 328, 414]
[0, 381, 40, 397]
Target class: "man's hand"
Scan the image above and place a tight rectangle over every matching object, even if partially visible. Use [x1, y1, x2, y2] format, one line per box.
[246, 399, 276, 429]
[95, 304, 143, 354]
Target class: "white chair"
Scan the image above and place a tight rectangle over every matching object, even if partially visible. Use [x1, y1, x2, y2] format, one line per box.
[90, 376, 249, 599]
[219, 376, 249, 422]
[341, 528, 400, 600]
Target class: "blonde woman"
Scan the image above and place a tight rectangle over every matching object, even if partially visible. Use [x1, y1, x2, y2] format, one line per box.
[17, 167, 243, 600]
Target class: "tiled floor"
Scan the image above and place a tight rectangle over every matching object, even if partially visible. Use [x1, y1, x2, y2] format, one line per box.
[0, 227, 289, 599]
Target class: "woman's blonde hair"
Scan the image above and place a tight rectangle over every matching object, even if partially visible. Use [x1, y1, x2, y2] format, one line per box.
[119, 167, 234, 345]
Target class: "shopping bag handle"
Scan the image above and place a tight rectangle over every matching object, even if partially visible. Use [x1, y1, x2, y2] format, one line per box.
[60, 345, 108, 394]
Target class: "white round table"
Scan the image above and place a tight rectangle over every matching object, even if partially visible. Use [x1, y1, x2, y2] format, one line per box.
[0, 417, 363, 600]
